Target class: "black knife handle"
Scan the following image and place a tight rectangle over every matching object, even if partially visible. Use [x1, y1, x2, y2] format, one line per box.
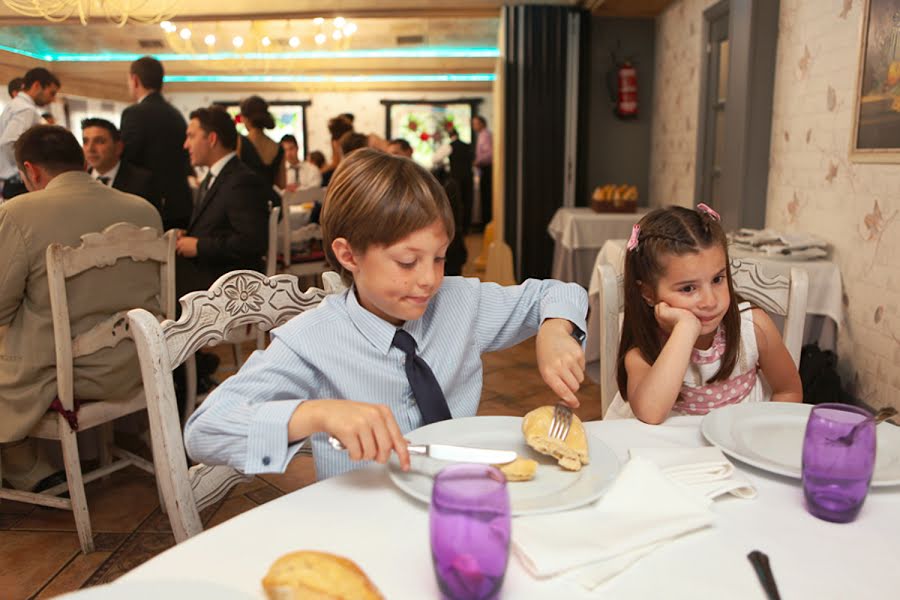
[748, 550, 782, 600]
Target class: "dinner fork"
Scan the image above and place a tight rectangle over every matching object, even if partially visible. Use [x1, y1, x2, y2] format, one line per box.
[548, 403, 573, 442]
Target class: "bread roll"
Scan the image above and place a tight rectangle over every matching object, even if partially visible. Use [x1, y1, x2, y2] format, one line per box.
[522, 406, 590, 471]
[262, 551, 384, 600]
[495, 457, 538, 482]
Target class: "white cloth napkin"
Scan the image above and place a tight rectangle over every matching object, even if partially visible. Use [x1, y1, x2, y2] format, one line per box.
[629, 447, 757, 499]
[512, 457, 715, 586]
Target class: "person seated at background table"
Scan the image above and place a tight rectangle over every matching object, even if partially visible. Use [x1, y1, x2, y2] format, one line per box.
[606, 205, 802, 423]
[184, 149, 588, 479]
[82, 117, 160, 211]
[308, 150, 326, 172]
[338, 131, 369, 157]
[386, 138, 413, 158]
[0, 125, 162, 490]
[176, 105, 268, 299]
[280, 134, 321, 191]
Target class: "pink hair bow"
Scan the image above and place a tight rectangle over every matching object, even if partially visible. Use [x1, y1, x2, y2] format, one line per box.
[626, 224, 641, 251]
[696, 203, 721, 221]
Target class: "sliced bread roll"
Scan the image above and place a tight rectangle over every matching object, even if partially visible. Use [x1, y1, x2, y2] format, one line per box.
[522, 406, 590, 471]
[262, 551, 384, 600]
[495, 457, 538, 482]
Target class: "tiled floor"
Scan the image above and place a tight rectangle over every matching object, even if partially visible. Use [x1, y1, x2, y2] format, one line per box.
[1, 234, 601, 599]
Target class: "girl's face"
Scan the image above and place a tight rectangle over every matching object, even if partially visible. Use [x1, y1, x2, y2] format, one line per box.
[343, 220, 450, 326]
[645, 244, 731, 341]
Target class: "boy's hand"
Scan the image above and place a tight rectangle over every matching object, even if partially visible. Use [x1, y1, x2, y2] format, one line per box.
[654, 302, 701, 337]
[535, 318, 585, 408]
[289, 400, 411, 471]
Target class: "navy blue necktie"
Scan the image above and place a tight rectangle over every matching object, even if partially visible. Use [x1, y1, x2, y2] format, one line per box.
[392, 329, 452, 424]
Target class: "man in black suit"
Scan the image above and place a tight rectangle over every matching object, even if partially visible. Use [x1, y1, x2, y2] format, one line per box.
[81, 117, 159, 210]
[176, 105, 268, 299]
[447, 129, 474, 235]
[121, 56, 192, 230]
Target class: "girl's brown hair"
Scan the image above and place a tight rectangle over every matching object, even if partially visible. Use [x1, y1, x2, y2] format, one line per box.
[617, 206, 740, 400]
[321, 148, 455, 285]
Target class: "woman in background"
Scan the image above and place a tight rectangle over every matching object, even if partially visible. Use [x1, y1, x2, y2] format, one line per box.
[238, 95, 285, 190]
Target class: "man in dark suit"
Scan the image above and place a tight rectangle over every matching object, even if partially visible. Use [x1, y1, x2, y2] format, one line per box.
[176, 105, 268, 299]
[121, 56, 192, 230]
[447, 129, 474, 235]
[81, 117, 159, 210]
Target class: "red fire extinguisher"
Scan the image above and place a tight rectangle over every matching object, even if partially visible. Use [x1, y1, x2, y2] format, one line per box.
[608, 57, 638, 119]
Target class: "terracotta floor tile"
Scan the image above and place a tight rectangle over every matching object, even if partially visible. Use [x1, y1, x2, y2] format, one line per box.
[84, 532, 175, 586]
[246, 484, 282, 505]
[34, 551, 111, 599]
[0, 498, 36, 514]
[258, 456, 317, 494]
[227, 475, 269, 498]
[0, 512, 28, 530]
[0, 531, 80, 600]
[205, 496, 259, 530]
[482, 366, 547, 398]
[13, 467, 159, 533]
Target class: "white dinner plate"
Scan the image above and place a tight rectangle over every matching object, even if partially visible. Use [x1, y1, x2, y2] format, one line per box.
[388, 416, 621, 515]
[701, 402, 900, 486]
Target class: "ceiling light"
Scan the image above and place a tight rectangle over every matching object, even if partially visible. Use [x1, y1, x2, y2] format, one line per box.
[333, 16, 345, 28]
[313, 17, 324, 26]
[4, 0, 179, 26]
[289, 36, 300, 48]
[261, 36, 271, 47]
[343, 23, 357, 36]
[232, 36, 244, 48]
[179, 28, 191, 40]
[314, 33, 326, 45]
[332, 30, 343, 41]
[204, 34, 216, 46]
[160, 21, 172, 30]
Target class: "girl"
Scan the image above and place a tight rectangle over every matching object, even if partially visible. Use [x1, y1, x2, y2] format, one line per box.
[607, 205, 802, 423]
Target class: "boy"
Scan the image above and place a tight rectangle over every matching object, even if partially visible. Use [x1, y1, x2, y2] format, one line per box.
[184, 149, 588, 479]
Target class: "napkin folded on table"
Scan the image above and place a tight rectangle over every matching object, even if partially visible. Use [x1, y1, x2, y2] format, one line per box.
[629, 446, 757, 499]
[512, 457, 715, 590]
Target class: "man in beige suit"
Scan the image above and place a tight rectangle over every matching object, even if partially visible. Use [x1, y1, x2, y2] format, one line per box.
[0, 125, 162, 490]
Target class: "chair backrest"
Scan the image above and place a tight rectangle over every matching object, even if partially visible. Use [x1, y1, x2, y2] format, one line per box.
[596, 258, 809, 418]
[281, 186, 326, 266]
[46, 222, 176, 411]
[127, 270, 345, 542]
[266, 205, 280, 276]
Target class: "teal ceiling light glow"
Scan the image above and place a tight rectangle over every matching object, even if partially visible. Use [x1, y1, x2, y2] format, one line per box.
[0, 45, 500, 62]
[164, 73, 496, 83]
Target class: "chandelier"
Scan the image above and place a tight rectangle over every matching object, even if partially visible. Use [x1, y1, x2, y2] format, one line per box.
[3, 0, 180, 26]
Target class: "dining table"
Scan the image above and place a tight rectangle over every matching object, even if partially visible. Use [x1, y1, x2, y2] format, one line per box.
[585, 239, 845, 363]
[110, 416, 900, 600]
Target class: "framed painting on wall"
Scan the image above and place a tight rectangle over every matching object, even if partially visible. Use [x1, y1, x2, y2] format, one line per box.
[851, 0, 900, 162]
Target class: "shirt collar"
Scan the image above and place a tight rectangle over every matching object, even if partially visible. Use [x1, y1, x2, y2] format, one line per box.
[16, 93, 37, 109]
[45, 170, 94, 191]
[91, 161, 121, 183]
[208, 151, 236, 179]
[344, 284, 427, 355]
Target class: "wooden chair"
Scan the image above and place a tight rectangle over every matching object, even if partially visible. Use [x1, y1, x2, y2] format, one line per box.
[0, 223, 175, 553]
[596, 259, 809, 418]
[128, 269, 345, 543]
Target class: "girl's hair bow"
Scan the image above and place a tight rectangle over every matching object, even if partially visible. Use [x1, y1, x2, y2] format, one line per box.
[696, 203, 721, 221]
[626, 224, 641, 251]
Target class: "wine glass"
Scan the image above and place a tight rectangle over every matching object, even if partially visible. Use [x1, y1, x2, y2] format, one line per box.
[802, 403, 876, 523]
[430, 464, 511, 600]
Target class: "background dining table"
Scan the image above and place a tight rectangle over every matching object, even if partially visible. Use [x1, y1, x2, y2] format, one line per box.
[585, 239, 845, 364]
[110, 416, 900, 600]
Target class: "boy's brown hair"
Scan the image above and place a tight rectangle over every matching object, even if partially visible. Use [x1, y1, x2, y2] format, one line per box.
[321, 148, 455, 285]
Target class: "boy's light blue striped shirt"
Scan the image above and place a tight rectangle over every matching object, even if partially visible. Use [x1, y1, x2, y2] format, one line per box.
[184, 276, 588, 480]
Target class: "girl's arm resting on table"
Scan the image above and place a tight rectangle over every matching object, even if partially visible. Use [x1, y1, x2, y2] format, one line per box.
[752, 308, 803, 403]
[626, 320, 699, 424]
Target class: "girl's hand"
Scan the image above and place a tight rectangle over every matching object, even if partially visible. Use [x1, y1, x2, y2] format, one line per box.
[536, 319, 585, 408]
[289, 400, 411, 471]
[654, 302, 701, 337]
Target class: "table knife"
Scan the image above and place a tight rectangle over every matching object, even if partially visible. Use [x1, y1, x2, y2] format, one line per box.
[328, 436, 516, 464]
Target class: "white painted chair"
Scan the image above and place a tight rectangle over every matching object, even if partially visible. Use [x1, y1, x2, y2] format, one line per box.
[596, 259, 809, 418]
[0, 223, 175, 553]
[128, 270, 345, 543]
[281, 186, 326, 270]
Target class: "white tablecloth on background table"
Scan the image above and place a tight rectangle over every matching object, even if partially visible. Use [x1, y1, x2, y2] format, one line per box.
[585, 239, 844, 363]
[547, 208, 647, 288]
[116, 417, 900, 600]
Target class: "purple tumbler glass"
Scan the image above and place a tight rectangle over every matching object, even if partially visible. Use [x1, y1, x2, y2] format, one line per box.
[802, 403, 876, 523]
[430, 464, 511, 600]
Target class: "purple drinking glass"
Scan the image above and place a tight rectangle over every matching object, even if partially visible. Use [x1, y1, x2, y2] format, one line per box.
[430, 464, 511, 600]
[801, 403, 876, 523]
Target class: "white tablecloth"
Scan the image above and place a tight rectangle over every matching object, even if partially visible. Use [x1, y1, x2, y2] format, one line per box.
[585, 239, 844, 362]
[548, 208, 647, 288]
[117, 417, 900, 599]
